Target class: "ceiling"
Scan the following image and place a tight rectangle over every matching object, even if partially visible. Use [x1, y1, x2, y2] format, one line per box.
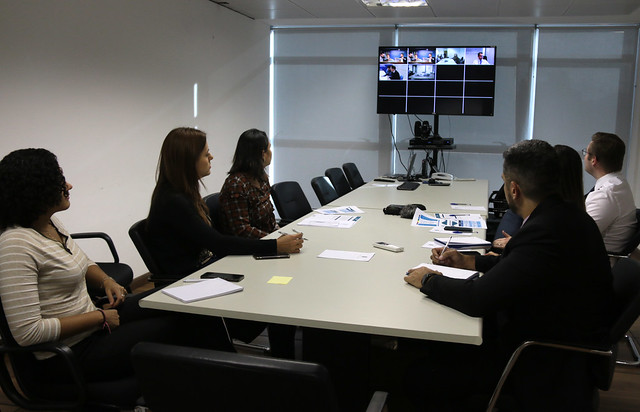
[211, 0, 640, 26]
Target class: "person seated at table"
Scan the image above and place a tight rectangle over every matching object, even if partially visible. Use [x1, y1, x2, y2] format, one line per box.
[146, 127, 302, 356]
[146, 127, 303, 280]
[492, 144, 585, 250]
[403, 140, 612, 411]
[219, 129, 277, 239]
[0, 148, 234, 393]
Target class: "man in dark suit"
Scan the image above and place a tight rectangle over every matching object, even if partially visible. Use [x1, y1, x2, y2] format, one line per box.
[403, 140, 613, 411]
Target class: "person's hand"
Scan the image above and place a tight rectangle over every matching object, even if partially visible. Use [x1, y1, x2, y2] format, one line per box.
[492, 231, 512, 249]
[102, 308, 120, 329]
[103, 277, 127, 308]
[430, 247, 475, 270]
[276, 233, 304, 254]
[404, 266, 442, 289]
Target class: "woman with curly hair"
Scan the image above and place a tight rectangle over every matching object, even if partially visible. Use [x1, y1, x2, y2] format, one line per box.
[219, 128, 278, 238]
[0, 148, 233, 401]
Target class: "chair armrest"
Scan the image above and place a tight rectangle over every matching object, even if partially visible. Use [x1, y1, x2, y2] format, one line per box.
[71, 232, 120, 263]
[486, 340, 613, 412]
[0, 340, 86, 409]
[365, 390, 388, 412]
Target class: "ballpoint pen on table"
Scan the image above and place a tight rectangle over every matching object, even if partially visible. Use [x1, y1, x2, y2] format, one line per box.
[450, 203, 470, 205]
[279, 230, 308, 241]
[440, 235, 453, 258]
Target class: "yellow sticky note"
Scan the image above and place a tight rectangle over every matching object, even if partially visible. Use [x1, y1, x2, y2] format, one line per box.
[268, 276, 292, 285]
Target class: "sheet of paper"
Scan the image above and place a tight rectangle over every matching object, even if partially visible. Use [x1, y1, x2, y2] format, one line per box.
[268, 276, 292, 285]
[450, 205, 487, 211]
[316, 206, 365, 214]
[298, 214, 362, 228]
[434, 236, 491, 248]
[162, 278, 243, 303]
[317, 249, 375, 262]
[413, 263, 479, 280]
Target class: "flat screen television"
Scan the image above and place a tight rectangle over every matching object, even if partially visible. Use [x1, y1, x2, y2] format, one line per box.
[377, 46, 497, 116]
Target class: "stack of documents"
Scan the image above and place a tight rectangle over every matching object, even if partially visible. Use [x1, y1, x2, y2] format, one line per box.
[298, 214, 362, 228]
[162, 278, 243, 303]
[411, 210, 487, 229]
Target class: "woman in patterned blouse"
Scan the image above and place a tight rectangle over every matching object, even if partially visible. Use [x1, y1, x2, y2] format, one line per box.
[220, 128, 278, 238]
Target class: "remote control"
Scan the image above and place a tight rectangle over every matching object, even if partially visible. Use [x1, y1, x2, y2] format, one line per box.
[373, 242, 404, 252]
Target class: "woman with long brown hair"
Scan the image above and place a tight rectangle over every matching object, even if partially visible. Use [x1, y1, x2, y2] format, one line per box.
[146, 127, 303, 280]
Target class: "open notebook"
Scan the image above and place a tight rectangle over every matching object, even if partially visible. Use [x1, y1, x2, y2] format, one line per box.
[162, 278, 243, 303]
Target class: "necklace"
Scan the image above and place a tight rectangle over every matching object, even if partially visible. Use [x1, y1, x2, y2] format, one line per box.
[35, 220, 71, 254]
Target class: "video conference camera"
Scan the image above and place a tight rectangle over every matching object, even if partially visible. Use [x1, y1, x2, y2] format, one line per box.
[414, 120, 432, 138]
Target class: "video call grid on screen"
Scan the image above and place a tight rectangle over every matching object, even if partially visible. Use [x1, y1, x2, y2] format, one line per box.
[377, 46, 496, 115]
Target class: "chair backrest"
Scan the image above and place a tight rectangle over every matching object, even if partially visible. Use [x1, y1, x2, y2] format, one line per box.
[609, 258, 640, 344]
[311, 176, 339, 206]
[324, 167, 352, 196]
[128, 219, 164, 277]
[203, 192, 223, 229]
[271, 181, 313, 225]
[131, 342, 340, 412]
[342, 162, 365, 189]
[618, 208, 640, 256]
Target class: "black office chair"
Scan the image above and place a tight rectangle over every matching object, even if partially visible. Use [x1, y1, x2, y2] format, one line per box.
[203, 192, 224, 230]
[607, 208, 640, 366]
[271, 181, 313, 226]
[128, 219, 175, 287]
[131, 342, 387, 412]
[311, 176, 339, 206]
[71, 231, 134, 300]
[325, 167, 352, 197]
[0, 295, 139, 411]
[342, 162, 365, 189]
[486, 258, 640, 411]
[608, 208, 640, 259]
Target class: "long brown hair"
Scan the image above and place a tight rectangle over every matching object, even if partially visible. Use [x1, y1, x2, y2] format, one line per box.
[151, 127, 210, 223]
[554, 144, 586, 211]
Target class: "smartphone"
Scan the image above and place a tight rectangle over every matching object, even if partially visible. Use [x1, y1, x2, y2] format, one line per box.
[200, 272, 244, 282]
[253, 254, 290, 260]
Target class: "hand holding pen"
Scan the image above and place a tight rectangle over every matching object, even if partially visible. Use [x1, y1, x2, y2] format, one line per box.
[431, 243, 476, 270]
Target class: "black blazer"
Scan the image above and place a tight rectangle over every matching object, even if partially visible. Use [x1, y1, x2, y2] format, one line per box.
[423, 195, 613, 349]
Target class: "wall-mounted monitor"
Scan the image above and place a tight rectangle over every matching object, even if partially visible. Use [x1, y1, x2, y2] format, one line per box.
[377, 46, 497, 116]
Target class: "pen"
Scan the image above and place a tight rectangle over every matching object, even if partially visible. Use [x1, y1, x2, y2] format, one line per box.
[440, 236, 452, 258]
[292, 229, 309, 240]
[280, 230, 308, 241]
[450, 203, 470, 205]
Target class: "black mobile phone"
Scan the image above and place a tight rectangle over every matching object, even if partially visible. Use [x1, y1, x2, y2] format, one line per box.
[252, 254, 290, 260]
[200, 272, 244, 282]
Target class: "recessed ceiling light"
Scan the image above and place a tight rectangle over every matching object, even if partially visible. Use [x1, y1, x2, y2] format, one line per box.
[361, 0, 428, 7]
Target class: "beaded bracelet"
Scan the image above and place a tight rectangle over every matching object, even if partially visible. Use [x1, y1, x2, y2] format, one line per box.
[97, 309, 111, 334]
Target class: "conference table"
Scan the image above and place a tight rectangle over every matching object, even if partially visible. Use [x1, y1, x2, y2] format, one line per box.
[140, 179, 489, 345]
[140, 178, 488, 408]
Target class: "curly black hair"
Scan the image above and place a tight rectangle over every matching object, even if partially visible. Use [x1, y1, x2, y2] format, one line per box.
[0, 148, 67, 230]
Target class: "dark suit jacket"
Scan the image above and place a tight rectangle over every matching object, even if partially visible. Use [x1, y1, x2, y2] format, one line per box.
[421, 196, 613, 409]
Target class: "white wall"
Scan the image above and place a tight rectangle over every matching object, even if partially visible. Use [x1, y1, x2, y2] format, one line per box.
[0, 0, 271, 276]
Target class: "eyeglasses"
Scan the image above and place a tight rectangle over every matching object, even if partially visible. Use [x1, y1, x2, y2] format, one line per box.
[581, 149, 591, 156]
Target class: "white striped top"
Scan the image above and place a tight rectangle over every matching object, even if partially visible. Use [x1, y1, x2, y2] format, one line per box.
[0, 216, 97, 359]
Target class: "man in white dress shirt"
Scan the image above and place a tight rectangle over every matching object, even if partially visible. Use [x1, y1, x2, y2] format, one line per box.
[584, 132, 637, 254]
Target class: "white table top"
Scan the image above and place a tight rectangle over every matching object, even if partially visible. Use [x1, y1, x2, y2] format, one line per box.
[140, 180, 489, 345]
[328, 179, 489, 214]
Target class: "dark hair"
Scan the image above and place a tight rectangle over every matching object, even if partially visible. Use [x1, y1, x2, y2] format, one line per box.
[502, 139, 560, 202]
[590, 132, 625, 173]
[152, 127, 209, 222]
[0, 148, 67, 229]
[228, 129, 269, 182]
[554, 145, 585, 211]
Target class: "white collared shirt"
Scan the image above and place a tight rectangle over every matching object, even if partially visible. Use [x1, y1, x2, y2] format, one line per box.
[585, 172, 637, 253]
